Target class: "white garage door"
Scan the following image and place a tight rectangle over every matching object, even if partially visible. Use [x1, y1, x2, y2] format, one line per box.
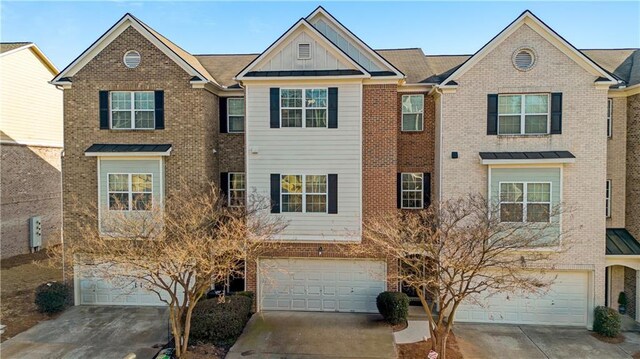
[259, 259, 386, 313]
[455, 271, 589, 326]
[77, 265, 167, 306]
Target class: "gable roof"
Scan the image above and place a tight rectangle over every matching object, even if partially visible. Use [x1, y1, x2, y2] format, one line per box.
[1, 42, 58, 75]
[51, 13, 219, 87]
[439, 10, 618, 87]
[195, 54, 258, 88]
[583, 49, 640, 87]
[376, 48, 434, 84]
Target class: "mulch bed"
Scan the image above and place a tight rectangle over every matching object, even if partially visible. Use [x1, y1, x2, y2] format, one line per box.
[590, 332, 625, 344]
[632, 352, 640, 359]
[398, 333, 463, 359]
[392, 320, 409, 332]
[184, 343, 228, 359]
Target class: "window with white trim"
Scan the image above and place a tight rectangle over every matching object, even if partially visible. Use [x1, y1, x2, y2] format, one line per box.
[280, 89, 327, 128]
[108, 173, 153, 211]
[228, 98, 245, 133]
[606, 180, 611, 218]
[401, 95, 424, 131]
[228, 173, 245, 207]
[110, 91, 155, 129]
[281, 174, 327, 213]
[607, 98, 612, 138]
[401, 173, 423, 209]
[499, 182, 551, 222]
[498, 94, 549, 135]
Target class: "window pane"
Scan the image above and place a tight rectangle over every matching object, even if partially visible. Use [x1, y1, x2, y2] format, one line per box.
[402, 95, 423, 113]
[108, 174, 129, 191]
[402, 173, 423, 191]
[112, 111, 131, 129]
[111, 92, 131, 110]
[134, 92, 154, 110]
[305, 89, 327, 108]
[281, 89, 302, 108]
[306, 109, 327, 127]
[305, 175, 326, 193]
[527, 183, 550, 202]
[527, 203, 550, 222]
[498, 115, 521, 134]
[230, 191, 245, 207]
[525, 95, 548, 113]
[402, 114, 423, 131]
[498, 95, 521, 114]
[281, 109, 302, 127]
[402, 191, 423, 208]
[132, 174, 152, 192]
[500, 203, 523, 222]
[500, 183, 523, 202]
[281, 175, 302, 194]
[228, 98, 245, 116]
[109, 193, 129, 210]
[306, 194, 326, 213]
[229, 116, 245, 132]
[135, 111, 154, 129]
[230, 173, 245, 190]
[524, 115, 547, 134]
[282, 194, 302, 212]
[132, 193, 152, 211]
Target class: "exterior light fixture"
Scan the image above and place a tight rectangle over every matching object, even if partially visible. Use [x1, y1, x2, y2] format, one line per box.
[318, 246, 323, 256]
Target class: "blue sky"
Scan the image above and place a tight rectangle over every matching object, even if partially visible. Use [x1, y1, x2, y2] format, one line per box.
[1, 1, 638, 70]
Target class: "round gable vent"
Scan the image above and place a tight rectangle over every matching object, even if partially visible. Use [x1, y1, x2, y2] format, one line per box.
[123, 50, 141, 69]
[513, 48, 535, 71]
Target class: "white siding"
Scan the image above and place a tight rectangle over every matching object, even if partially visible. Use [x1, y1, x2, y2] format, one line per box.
[246, 83, 361, 241]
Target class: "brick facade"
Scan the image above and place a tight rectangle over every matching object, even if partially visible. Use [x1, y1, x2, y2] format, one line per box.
[1, 144, 62, 258]
[626, 94, 640, 239]
[606, 97, 627, 228]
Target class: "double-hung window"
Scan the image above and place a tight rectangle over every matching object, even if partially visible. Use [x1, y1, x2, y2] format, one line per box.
[228, 173, 246, 207]
[228, 98, 245, 133]
[110, 91, 155, 129]
[498, 94, 549, 135]
[108, 173, 153, 211]
[280, 89, 327, 128]
[281, 174, 327, 213]
[401, 95, 424, 131]
[607, 98, 613, 138]
[606, 180, 611, 218]
[401, 173, 423, 209]
[499, 182, 551, 223]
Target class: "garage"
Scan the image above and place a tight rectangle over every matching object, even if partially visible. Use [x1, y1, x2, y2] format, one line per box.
[259, 258, 386, 313]
[76, 265, 167, 306]
[455, 271, 590, 326]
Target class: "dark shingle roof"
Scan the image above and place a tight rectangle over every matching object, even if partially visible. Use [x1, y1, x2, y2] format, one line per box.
[244, 69, 363, 77]
[85, 144, 172, 153]
[479, 151, 575, 160]
[375, 48, 436, 84]
[0, 42, 32, 54]
[583, 49, 640, 86]
[606, 229, 640, 255]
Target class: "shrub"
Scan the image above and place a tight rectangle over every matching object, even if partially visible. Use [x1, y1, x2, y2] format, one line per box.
[34, 282, 72, 314]
[593, 306, 621, 337]
[190, 295, 253, 346]
[376, 291, 409, 325]
[234, 291, 254, 301]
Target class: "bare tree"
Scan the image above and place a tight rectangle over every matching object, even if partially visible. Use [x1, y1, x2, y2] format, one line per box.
[346, 195, 573, 359]
[51, 181, 284, 358]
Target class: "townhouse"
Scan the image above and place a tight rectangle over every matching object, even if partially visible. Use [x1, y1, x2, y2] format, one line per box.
[51, 7, 639, 327]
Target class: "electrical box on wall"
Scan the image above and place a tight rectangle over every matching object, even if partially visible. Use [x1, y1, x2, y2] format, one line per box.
[29, 216, 42, 251]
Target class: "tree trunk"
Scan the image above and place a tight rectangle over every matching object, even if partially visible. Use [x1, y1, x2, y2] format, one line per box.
[433, 327, 449, 359]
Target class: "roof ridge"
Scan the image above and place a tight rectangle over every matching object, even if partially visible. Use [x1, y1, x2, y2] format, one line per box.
[194, 53, 260, 57]
[425, 54, 473, 57]
[375, 47, 422, 51]
[580, 48, 640, 51]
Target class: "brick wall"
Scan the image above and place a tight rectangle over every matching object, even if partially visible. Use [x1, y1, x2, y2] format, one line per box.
[624, 267, 637, 318]
[606, 97, 627, 228]
[1, 144, 61, 258]
[626, 94, 640, 239]
[62, 26, 219, 245]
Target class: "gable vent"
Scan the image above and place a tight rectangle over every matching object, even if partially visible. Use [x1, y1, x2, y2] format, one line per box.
[123, 50, 141, 69]
[298, 43, 311, 60]
[513, 48, 535, 71]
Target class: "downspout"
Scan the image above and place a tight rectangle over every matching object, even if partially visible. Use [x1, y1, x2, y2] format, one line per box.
[433, 86, 444, 207]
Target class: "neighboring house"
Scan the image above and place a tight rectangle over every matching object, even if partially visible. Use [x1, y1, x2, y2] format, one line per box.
[52, 7, 639, 326]
[0, 42, 62, 259]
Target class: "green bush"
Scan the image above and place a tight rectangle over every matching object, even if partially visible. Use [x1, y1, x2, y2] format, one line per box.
[234, 291, 255, 301]
[376, 291, 409, 325]
[593, 306, 621, 337]
[34, 282, 72, 314]
[190, 295, 253, 346]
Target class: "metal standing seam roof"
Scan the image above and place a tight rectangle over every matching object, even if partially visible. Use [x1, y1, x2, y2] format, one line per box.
[606, 229, 640, 255]
[479, 151, 575, 160]
[85, 144, 172, 153]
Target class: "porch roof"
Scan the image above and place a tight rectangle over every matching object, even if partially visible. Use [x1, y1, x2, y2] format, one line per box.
[606, 228, 640, 255]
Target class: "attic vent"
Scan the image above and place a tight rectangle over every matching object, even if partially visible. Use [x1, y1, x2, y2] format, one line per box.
[298, 43, 311, 60]
[513, 48, 535, 71]
[123, 50, 141, 68]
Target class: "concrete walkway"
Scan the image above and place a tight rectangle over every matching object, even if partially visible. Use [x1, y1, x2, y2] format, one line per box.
[0, 306, 169, 359]
[394, 320, 431, 344]
[227, 312, 396, 359]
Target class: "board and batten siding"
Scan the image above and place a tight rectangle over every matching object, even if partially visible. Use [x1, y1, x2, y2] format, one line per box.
[246, 83, 361, 241]
[98, 158, 163, 233]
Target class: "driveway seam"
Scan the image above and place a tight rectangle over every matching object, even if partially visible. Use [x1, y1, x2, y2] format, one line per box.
[518, 325, 550, 359]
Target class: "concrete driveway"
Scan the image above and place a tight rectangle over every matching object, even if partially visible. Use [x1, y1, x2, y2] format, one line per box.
[455, 324, 640, 359]
[226, 312, 396, 359]
[0, 306, 169, 359]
